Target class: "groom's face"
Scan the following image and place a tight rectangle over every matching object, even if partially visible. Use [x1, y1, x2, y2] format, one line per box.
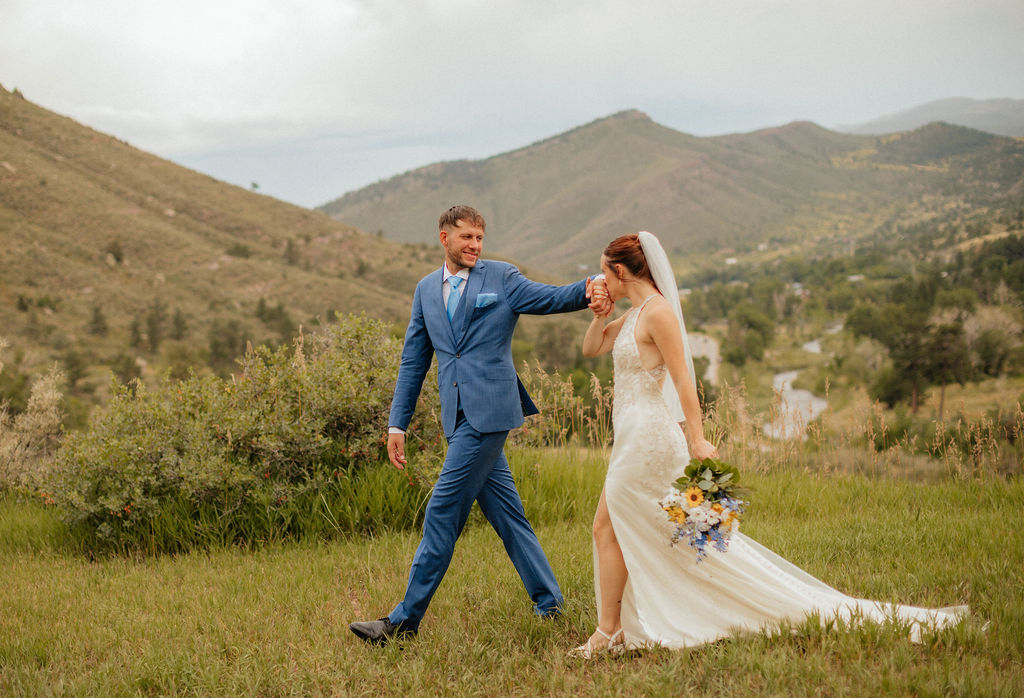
[440, 220, 484, 272]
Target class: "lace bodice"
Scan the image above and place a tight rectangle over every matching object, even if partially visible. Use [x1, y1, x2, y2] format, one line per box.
[608, 296, 686, 493]
[612, 296, 668, 420]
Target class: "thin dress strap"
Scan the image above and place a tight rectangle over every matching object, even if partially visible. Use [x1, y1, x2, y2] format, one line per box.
[635, 293, 661, 316]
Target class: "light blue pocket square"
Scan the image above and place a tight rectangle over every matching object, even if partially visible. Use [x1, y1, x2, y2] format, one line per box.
[475, 293, 498, 308]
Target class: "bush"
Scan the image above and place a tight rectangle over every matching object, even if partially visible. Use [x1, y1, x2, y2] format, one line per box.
[41, 314, 444, 553]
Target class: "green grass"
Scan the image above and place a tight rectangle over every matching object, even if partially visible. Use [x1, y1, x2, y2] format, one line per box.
[2, 453, 1022, 696]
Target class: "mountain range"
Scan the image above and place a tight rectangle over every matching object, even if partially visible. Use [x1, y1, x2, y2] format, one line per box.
[0, 85, 439, 398]
[838, 97, 1024, 138]
[4, 85, 1024, 412]
[320, 110, 1024, 277]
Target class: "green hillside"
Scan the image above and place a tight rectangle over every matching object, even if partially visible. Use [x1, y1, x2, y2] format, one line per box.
[0, 86, 439, 412]
[320, 111, 1024, 277]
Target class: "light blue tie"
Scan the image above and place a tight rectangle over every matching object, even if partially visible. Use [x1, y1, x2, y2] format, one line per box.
[446, 276, 462, 322]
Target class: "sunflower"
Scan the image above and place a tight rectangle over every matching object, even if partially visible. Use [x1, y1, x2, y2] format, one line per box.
[667, 507, 687, 525]
[684, 486, 704, 508]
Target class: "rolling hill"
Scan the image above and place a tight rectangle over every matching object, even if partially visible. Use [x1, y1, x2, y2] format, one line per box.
[0, 85, 440, 401]
[320, 110, 1024, 277]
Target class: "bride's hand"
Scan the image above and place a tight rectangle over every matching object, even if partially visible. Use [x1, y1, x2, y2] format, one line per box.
[587, 276, 613, 317]
[689, 438, 718, 461]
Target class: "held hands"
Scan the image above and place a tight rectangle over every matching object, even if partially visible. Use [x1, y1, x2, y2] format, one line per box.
[387, 432, 407, 470]
[586, 275, 613, 317]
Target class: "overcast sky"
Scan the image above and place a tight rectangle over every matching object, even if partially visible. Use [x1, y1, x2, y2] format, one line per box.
[3, 0, 1023, 208]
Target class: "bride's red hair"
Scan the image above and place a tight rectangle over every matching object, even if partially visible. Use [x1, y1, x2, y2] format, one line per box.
[603, 234, 654, 283]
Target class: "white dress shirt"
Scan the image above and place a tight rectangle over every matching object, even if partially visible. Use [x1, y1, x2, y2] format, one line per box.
[442, 265, 470, 307]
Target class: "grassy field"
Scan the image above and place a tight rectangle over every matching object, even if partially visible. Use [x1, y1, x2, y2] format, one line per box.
[2, 449, 1021, 697]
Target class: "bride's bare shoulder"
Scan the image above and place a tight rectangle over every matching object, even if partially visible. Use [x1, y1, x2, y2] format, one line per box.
[646, 293, 671, 309]
[639, 294, 674, 321]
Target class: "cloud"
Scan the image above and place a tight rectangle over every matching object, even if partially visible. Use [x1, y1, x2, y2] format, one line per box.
[3, 0, 1022, 206]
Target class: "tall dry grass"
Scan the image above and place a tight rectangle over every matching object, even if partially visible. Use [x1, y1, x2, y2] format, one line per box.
[0, 338, 64, 493]
[511, 361, 1022, 481]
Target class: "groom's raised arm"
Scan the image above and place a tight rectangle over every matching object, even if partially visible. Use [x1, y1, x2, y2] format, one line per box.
[503, 264, 590, 315]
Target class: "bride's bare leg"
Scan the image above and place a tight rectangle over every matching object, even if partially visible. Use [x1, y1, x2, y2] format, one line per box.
[588, 487, 627, 648]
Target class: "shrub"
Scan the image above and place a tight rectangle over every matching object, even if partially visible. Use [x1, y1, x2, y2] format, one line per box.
[41, 314, 444, 553]
[104, 239, 124, 264]
[226, 243, 252, 258]
[87, 305, 109, 336]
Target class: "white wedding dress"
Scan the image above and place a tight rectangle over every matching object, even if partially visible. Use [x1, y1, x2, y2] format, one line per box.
[597, 297, 968, 650]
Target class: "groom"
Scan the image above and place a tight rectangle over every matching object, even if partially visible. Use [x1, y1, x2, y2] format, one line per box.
[350, 205, 608, 644]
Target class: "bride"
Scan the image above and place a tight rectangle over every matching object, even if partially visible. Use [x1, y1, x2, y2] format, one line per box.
[571, 232, 967, 657]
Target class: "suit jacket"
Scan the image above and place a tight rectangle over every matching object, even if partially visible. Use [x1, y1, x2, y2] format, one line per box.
[389, 259, 589, 437]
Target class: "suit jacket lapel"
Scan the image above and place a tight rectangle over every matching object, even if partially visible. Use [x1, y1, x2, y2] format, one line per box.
[425, 269, 456, 347]
[453, 261, 486, 344]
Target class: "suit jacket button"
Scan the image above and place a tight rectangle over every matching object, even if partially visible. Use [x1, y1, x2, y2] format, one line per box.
[452, 381, 457, 386]
[455, 353, 461, 358]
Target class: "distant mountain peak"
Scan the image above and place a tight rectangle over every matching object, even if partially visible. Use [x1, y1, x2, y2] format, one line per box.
[750, 120, 827, 136]
[838, 97, 1024, 137]
[605, 109, 652, 121]
[320, 106, 1024, 277]
[564, 109, 653, 133]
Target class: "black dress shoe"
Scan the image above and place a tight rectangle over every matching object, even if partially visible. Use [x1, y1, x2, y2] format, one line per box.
[349, 617, 415, 645]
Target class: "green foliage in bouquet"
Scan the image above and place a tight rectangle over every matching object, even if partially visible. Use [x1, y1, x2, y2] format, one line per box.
[675, 457, 751, 500]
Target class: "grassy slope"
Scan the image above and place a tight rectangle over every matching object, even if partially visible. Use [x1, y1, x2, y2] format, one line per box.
[0, 87, 437, 378]
[321, 111, 1024, 277]
[1, 450, 1020, 696]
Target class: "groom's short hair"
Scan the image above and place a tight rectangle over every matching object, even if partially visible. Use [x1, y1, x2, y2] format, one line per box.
[439, 205, 486, 232]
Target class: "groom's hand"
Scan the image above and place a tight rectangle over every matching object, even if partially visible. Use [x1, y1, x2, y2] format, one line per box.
[387, 432, 408, 470]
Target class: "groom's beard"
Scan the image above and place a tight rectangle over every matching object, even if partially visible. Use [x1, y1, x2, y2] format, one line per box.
[447, 250, 479, 270]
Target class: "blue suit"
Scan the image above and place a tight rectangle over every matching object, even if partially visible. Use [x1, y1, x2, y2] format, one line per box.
[387, 259, 589, 629]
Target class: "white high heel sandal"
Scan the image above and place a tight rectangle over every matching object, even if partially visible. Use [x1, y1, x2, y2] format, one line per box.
[569, 627, 625, 659]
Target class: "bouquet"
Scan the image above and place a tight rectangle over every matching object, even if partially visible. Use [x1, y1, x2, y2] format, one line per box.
[659, 457, 748, 562]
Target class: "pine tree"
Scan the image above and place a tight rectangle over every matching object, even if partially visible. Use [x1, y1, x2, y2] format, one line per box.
[87, 305, 108, 336]
[171, 309, 188, 340]
[146, 298, 167, 353]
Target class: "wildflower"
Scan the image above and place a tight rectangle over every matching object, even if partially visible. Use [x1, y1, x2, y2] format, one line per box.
[663, 506, 687, 525]
[684, 486, 704, 508]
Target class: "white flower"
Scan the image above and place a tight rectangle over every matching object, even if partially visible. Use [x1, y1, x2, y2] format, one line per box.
[687, 507, 716, 531]
[661, 490, 684, 508]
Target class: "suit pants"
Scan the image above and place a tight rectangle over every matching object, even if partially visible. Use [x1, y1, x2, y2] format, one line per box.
[388, 412, 563, 630]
